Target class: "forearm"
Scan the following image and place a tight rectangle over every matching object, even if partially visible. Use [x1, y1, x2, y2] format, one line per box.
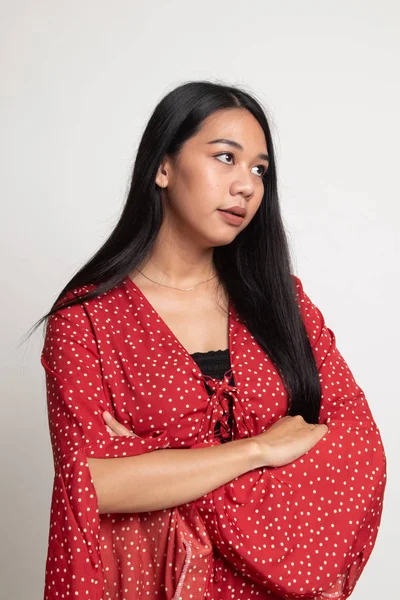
[88, 438, 261, 514]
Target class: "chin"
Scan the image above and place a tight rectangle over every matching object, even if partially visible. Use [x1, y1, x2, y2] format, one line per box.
[202, 229, 242, 248]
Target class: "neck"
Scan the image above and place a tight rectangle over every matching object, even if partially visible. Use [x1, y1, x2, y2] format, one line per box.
[136, 222, 217, 289]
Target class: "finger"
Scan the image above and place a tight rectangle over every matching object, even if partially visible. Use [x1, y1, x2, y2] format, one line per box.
[311, 423, 327, 430]
[106, 425, 117, 436]
[313, 423, 329, 440]
[103, 411, 138, 437]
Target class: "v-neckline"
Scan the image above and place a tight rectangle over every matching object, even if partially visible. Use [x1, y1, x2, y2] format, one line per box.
[123, 274, 235, 382]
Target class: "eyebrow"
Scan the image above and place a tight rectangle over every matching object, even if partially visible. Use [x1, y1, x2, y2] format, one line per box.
[206, 138, 269, 162]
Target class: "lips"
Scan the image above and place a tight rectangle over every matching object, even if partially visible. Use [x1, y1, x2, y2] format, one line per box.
[217, 210, 245, 227]
[218, 206, 246, 217]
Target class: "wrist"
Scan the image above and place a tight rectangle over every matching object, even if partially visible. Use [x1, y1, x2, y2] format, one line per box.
[231, 437, 264, 470]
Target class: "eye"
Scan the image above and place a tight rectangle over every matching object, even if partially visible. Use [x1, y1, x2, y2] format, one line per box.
[214, 152, 268, 178]
[215, 152, 234, 165]
[255, 165, 268, 177]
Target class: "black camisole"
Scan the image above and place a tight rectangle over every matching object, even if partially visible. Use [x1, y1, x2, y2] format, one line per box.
[189, 348, 234, 443]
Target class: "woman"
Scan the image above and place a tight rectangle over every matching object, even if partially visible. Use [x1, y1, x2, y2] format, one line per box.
[34, 80, 386, 599]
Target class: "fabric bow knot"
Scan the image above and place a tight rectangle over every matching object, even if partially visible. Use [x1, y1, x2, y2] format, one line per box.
[198, 369, 251, 443]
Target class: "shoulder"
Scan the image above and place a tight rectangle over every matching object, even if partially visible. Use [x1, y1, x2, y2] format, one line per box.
[290, 274, 327, 347]
[45, 282, 110, 341]
[290, 274, 303, 294]
[290, 274, 309, 309]
[46, 278, 132, 337]
[42, 279, 132, 360]
[290, 274, 317, 311]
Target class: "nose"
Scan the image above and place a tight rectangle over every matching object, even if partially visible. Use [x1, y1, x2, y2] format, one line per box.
[230, 167, 256, 199]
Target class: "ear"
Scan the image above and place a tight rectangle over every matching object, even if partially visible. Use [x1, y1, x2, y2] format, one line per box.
[155, 156, 171, 188]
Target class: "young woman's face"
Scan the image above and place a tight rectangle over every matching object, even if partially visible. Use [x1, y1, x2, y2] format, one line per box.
[156, 108, 269, 248]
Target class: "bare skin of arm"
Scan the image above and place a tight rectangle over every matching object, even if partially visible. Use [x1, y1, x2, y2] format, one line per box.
[87, 411, 327, 514]
[88, 434, 260, 514]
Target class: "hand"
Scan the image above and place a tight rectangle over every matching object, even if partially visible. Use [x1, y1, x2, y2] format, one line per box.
[253, 414, 328, 468]
[102, 410, 139, 438]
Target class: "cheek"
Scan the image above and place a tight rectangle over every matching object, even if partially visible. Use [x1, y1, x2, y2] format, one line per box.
[181, 179, 221, 218]
[175, 164, 218, 205]
[247, 193, 264, 219]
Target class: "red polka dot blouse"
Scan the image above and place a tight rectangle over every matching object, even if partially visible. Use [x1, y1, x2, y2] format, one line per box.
[40, 274, 387, 599]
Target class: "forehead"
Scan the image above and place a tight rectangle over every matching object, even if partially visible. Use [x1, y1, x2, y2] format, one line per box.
[194, 108, 268, 152]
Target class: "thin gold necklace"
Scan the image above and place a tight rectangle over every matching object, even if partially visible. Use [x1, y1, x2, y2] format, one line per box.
[135, 268, 218, 291]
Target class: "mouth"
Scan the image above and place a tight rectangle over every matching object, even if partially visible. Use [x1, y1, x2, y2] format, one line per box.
[217, 209, 245, 226]
[218, 207, 246, 217]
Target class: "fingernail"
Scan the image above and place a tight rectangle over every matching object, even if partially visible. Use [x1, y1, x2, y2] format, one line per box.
[103, 411, 111, 420]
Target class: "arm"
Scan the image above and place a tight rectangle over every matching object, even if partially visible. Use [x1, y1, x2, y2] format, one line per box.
[43, 287, 259, 515]
[192, 276, 387, 600]
[291, 276, 387, 599]
[88, 437, 260, 513]
[41, 287, 260, 598]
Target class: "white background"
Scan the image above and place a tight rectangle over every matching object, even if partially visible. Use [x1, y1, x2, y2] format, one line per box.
[1, 1, 398, 598]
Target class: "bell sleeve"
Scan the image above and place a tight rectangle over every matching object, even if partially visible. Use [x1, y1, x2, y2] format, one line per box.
[194, 276, 387, 600]
[41, 289, 217, 599]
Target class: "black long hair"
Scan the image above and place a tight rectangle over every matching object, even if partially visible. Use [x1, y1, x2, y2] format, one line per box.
[25, 80, 321, 422]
